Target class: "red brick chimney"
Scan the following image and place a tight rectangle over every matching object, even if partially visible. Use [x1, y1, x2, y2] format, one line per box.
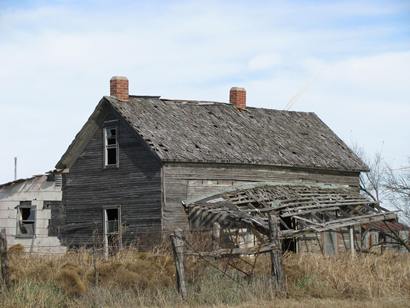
[229, 87, 246, 109]
[110, 76, 129, 101]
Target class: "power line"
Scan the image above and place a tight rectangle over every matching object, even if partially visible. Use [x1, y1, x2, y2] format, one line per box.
[284, 73, 319, 111]
[391, 166, 410, 171]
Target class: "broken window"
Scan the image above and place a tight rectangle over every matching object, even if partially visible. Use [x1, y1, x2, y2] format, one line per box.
[104, 127, 118, 166]
[16, 202, 36, 237]
[106, 208, 119, 233]
[104, 207, 122, 255]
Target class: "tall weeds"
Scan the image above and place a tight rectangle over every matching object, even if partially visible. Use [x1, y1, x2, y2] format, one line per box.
[1, 248, 409, 307]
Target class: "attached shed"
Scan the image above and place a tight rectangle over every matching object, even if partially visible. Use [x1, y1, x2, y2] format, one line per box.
[184, 182, 397, 255]
[0, 174, 66, 254]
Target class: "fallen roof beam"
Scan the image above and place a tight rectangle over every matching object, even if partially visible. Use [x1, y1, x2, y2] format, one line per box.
[185, 242, 278, 257]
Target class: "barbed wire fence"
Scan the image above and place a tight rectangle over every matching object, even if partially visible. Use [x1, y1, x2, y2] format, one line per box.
[0, 216, 288, 299]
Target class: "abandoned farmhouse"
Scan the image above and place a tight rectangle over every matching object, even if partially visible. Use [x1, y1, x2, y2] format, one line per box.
[0, 76, 407, 254]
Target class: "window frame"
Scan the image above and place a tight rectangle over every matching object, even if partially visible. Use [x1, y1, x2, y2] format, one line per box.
[102, 205, 123, 253]
[103, 125, 119, 168]
[15, 202, 36, 239]
[103, 206, 121, 235]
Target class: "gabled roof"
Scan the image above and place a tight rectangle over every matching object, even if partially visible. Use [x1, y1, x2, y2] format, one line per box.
[56, 96, 368, 172]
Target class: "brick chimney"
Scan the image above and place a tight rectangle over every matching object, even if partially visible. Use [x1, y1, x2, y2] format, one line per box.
[110, 76, 129, 101]
[229, 87, 246, 109]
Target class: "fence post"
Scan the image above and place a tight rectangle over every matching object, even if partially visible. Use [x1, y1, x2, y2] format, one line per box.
[103, 232, 109, 261]
[268, 215, 286, 294]
[170, 228, 187, 300]
[0, 228, 10, 289]
[349, 226, 355, 257]
[212, 222, 221, 251]
[92, 229, 99, 287]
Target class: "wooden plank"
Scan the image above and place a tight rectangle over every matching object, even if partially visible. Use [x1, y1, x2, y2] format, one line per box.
[281, 206, 339, 217]
[212, 222, 221, 250]
[186, 243, 278, 257]
[170, 229, 187, 300]
[0, 229, 10, 289]
[164, 164, 360, 188]
[268, 215, 286, 294]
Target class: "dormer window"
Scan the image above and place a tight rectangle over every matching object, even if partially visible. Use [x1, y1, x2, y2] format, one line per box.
[104, 127, 118, 167]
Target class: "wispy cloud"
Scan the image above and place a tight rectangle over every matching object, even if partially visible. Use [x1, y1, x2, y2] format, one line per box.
[0, 0, 409, 182]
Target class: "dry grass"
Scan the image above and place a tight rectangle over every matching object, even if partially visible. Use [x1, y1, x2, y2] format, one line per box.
[0, 248, 409, 307]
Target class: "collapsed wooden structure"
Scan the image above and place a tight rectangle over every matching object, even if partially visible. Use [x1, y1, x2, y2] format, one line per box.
[184, 183, 397, 241]
[168, 183, 398, 298]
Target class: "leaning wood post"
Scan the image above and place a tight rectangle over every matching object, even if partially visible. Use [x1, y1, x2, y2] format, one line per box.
[349, 226, 355, 258]
[92, 229, 99, 287]
[212, 222, 221, 251]
[268, 215, 286, 294]
[0, 229, 10, 289]
[103, 229, 109, 261]
[170, 228, 187, 300]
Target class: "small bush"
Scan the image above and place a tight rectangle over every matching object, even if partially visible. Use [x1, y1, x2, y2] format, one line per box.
[56, 263, 87, 296]
[8, 244, 24, 255]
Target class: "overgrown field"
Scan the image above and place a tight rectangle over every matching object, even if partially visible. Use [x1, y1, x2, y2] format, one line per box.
[1, 245, 409, 307]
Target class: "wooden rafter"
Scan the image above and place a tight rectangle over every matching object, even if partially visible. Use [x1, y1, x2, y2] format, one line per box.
[185, 183, 398, 239]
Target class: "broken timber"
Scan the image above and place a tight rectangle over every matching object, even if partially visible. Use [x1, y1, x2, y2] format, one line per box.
[176, 183, 398, 297]
[268, 215, 286, 294]
[0, 229, 9, 289]
[185, 183, 398, 240]
[170, 228, 187, 300]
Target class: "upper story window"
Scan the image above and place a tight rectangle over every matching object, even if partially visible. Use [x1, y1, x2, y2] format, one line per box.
[104, 126, 118, 167]
[16, 201, 36, 238]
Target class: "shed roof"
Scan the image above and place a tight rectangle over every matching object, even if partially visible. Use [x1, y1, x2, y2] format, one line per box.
[185, 183, 397, 238]
[57, 96, 368, 172]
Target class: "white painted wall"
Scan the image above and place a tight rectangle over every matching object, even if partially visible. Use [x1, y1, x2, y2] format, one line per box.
[0, 175, 66, 254]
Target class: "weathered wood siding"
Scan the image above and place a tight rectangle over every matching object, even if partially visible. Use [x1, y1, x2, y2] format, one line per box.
[62, 106, 161, 248]
[162, 163, 360, 231]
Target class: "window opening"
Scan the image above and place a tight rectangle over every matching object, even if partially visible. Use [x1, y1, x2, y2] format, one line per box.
[104, 127, 118, 166]
[103, 207, 122, 257]
[17, 203, 36, 237]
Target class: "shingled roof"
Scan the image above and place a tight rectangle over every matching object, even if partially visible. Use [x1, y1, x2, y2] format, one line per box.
[56, 95, 368, 172]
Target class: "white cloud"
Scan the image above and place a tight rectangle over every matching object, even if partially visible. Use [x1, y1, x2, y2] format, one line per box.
[0, 1, 409, 183]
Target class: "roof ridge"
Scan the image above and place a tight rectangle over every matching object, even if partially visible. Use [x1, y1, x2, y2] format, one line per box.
[57, 95, 368, 172]
[128, 95, 161, 99]
[160, 98, 228, 105]
[114, 95, 311, 113]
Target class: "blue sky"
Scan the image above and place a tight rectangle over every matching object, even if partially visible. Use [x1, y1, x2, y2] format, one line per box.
[0, 0, 409, 183]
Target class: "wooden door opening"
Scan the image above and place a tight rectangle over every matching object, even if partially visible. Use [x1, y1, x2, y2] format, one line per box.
[103, 207, 122, 257]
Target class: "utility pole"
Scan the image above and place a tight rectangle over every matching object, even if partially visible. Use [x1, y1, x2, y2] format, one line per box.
[14, 157, 17, 181]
